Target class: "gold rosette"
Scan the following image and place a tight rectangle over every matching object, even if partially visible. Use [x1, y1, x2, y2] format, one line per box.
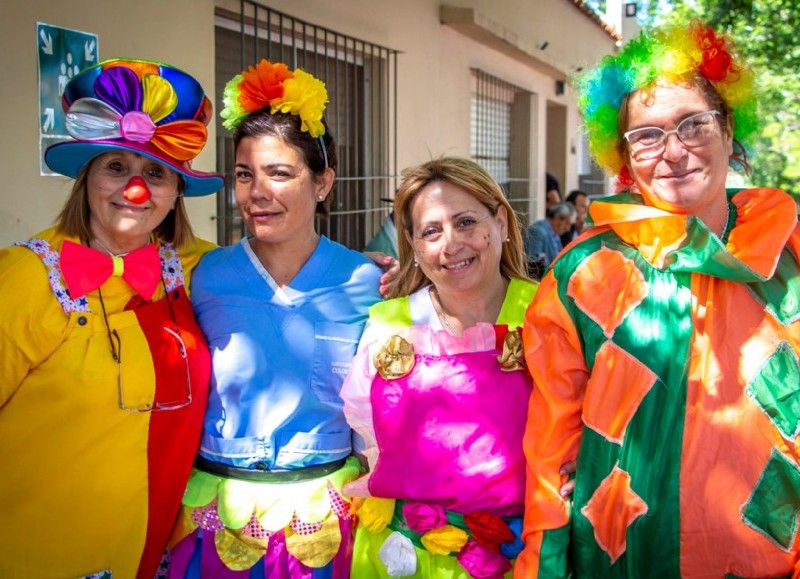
[498, 328, 525, 372]
[373, 335, 415, 380]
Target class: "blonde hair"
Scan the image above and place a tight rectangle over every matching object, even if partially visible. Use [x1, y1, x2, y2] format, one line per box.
[388, 156, 528, 299]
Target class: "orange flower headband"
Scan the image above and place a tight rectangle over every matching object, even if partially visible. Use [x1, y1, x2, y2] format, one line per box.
[221, 59, 329, 138]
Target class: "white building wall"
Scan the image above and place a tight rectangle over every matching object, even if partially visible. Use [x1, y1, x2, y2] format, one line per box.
[0, 0, 619, 246]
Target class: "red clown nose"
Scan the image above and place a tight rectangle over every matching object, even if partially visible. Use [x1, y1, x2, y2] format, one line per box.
[123, 176, 151, 204]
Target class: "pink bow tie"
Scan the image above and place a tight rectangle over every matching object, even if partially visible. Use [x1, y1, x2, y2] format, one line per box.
[60, 240, 161, 300]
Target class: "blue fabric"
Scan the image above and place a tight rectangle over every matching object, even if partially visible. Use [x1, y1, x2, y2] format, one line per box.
[523, 219, 563, 267]
[191, 236, 383, 470]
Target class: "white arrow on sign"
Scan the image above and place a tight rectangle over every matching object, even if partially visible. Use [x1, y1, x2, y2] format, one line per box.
[85, 40, 96, 62]
[42, 108, 55, 132]
[40, 29, 53, 55]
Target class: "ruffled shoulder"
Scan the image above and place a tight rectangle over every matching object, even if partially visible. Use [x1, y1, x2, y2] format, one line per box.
[587, 188, 798, 281]
[727, 188, 797, 279]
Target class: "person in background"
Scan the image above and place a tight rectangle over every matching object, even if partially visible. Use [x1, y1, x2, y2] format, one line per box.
[517, 20, 800, 577]
[0, 58, 222, 579]
[523, 202, 576, 279]
[167, 59, 383, 578]
[341, 156, 538, 578]
[559, 189, 590, 246]
[544, 172, 562, 211]
[365, 203, 399, 259]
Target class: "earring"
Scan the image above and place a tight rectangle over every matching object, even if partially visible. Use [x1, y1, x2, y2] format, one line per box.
[505, 236, 510, 242]
[413, 259, 419, 267]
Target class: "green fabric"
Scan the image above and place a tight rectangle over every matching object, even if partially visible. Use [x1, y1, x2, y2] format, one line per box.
[549, 228, 694, 575]
[747, 342, 800, 439]
[369, 295, 413, 327]
[364, 214, 399, 259]
[497, 278, 538, 328]
[746, 249, 800, 325]
[742, 449, 800, 549]
[537, 525, 573, 578]
[369, 278, 537, 330]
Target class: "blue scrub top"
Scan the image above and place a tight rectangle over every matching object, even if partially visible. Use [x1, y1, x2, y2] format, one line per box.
[191, 236, 383, 470]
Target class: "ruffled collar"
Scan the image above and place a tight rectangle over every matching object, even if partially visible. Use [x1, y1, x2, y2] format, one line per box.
[587, 188, 798, 282]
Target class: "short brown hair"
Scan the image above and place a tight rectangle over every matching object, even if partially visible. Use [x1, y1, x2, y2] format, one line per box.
[388, 156, 529, 298]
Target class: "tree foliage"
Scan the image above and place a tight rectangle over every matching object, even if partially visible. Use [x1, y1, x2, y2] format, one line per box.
[640, 0, 800, 193]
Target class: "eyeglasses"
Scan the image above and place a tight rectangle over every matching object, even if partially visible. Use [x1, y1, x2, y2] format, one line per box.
[623, 110, 722, 161]
[99, 286, 192, 412]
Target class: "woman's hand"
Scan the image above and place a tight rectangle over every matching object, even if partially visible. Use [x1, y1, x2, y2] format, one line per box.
[363, 251, 400, 297]
[560, 459, 576, 497]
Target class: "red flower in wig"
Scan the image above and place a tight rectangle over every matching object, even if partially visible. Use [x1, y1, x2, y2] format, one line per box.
[695, 26, 733, 82]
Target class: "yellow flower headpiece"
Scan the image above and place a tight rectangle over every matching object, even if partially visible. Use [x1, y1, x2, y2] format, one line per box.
[221, 59, 329, 137]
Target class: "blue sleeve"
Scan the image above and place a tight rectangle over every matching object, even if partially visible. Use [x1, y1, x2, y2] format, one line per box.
[524, 225, 546, 260]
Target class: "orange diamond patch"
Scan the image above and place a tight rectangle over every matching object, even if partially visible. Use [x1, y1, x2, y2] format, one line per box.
[581, 466, 648, 564]
[567, 247, 648, 338]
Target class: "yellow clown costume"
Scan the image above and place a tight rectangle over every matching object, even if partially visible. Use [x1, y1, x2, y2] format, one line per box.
[0, 57, 223, 579]
[0, 227, 215, 579]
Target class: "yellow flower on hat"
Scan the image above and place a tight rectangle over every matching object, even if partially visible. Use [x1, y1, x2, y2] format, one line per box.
[420, 525, 469, 555]
[272, 69, 328, 138]
[356, 497, 396, 534]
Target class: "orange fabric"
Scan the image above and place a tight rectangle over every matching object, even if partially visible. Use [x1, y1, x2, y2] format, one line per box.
[589, 201, 688, 268]
[580, 466, 648, 564]
[517, 272, 588, 577]
[151, 120, 208, 161]
[728, 188, 798, 279]
[566, 247, 648, 337]
[582, 341, 658, 443]
[680, 276, 800, 577]
[104, 59, 160, 79]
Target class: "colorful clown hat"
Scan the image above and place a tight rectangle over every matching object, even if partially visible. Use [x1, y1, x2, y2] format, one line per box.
[44, 58, 224, 197]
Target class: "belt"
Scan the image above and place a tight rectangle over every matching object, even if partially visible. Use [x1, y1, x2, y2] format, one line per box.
[194, 455, 347, 483]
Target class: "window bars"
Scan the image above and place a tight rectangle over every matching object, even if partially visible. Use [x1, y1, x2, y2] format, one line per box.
[214, 3, 399, 249]
[470, 68, 533, 224]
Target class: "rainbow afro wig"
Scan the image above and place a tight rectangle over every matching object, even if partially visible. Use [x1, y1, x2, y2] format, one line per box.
[575, 20, 758, 185]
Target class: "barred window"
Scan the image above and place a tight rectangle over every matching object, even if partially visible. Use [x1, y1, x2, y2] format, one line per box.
[470, 69, 533, 222]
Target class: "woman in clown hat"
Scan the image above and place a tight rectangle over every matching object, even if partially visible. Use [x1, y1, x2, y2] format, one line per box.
[0, 58, 222, 578]
[517, 20, 800, 577]
[166, 59, 384, 577]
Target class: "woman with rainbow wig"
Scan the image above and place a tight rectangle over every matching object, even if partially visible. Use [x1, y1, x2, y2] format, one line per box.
[516, 20, 800, 578]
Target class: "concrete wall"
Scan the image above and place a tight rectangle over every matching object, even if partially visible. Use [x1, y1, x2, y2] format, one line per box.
[0, 0, 219, 246]
[0, 0, 617, 247]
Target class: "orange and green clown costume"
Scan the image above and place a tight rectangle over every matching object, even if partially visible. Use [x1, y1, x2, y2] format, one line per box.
[0, 226, 214, 579]
[517, 188, 800, 578]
